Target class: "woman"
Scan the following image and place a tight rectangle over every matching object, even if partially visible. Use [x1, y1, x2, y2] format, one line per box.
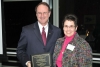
[53, 14, 92, 67]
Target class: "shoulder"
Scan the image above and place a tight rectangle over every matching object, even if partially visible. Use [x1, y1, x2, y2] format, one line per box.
[23, 23, 34, 29]
[56, 37, 64, 43]
[22, 22, 38, 30]
[74, 33, 88, 44]
[54, 37, 64, 46]
[21, 23, 35, 33]
[50, 25, 61, 35]
[52, 25, 61, 30]
[49, 23, 61, 30]
[74, 33, 91, 49]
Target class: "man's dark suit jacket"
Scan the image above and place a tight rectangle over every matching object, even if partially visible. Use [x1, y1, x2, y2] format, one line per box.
[17, 22, 61, 67]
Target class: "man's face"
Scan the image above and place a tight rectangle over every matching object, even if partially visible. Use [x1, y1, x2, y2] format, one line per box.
[36, 4, 51, 26]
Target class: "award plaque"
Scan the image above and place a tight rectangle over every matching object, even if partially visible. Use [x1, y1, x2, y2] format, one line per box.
[31, 53, 51, 67]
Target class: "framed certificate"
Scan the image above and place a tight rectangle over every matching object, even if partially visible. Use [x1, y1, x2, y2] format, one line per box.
[31, 53, 51, 67]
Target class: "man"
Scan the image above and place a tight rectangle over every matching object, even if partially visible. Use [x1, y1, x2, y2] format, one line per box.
[17, 2, 61, 67]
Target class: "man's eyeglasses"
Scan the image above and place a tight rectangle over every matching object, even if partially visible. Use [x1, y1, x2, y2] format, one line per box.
[37, 12, 49, 15]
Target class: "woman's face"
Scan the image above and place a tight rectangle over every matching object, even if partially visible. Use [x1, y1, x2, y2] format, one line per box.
[63, 20, 77, 37]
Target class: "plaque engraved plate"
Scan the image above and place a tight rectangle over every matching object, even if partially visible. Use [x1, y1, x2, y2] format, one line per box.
[31, 53, 51, 67]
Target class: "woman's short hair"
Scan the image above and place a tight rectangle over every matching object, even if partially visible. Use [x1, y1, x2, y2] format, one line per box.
[62, 14, 78, 27]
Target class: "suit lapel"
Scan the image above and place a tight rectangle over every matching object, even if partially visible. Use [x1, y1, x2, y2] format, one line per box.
[33, 22, 54, 45]
[46, 23, 53, 44]
[33, 22, 43, 44]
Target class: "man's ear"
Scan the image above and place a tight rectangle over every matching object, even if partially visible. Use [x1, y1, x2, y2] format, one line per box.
[49, 11, 51, 17]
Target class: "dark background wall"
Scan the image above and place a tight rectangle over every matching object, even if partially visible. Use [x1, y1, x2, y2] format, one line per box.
[59, 0, 100, 53]
[4, 1, 41, 48]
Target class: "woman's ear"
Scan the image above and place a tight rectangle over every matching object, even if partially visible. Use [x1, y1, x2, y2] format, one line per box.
[75, 26, 78, 31]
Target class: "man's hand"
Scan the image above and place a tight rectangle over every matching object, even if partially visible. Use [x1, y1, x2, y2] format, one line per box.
[26, 61, 31, 67]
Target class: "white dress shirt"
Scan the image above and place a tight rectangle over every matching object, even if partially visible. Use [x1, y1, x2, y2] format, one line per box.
[38, 22, 48, 38]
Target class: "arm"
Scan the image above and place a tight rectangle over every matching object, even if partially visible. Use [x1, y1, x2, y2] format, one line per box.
[16, 27, 30, 67]
[77, 41, 92, 67]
